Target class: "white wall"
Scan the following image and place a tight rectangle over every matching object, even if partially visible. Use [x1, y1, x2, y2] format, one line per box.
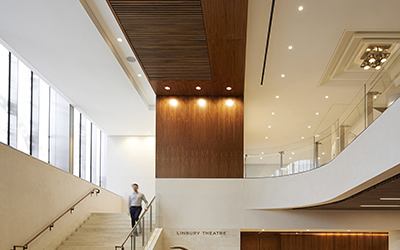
[0, 142, 125, 250]
[389, 231, 400, 250]
[107, 136, 155, 210]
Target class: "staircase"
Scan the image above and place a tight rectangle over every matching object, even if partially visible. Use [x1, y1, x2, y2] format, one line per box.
[58, 212, 144, 250]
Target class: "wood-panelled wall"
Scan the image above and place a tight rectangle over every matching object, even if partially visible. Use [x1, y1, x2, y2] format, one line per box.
[156, 96, 243, 178]
[241, 232, 388, 250]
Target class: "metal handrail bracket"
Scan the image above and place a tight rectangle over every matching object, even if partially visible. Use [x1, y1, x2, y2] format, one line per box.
[12, 188, 100, 250]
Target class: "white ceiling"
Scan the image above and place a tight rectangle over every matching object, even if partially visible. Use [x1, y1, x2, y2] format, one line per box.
[0, 0, 155, 136]
[245, 0, 400, 152]
[1, 0, 400, 150]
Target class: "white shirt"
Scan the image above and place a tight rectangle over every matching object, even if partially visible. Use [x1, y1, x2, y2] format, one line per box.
[129, 192, 148, 207]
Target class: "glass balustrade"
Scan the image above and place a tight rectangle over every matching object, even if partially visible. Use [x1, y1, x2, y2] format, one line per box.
[245, 42, 400, 178]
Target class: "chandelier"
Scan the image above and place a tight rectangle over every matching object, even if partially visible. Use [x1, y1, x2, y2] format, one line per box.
[360, 46, 390, 70]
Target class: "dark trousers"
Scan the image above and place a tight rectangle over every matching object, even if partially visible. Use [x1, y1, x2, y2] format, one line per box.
[130, 206, 142, 228]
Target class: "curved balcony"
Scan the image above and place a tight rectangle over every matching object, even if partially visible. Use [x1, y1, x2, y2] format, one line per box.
[243, 47, 400, 209]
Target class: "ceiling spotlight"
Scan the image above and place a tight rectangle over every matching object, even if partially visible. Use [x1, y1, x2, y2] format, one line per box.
[226, 86, 232, 91]
[126, 56, 136, 63]
[169, 99, 178, 106]
[288, 45, 293, 50]
[322, 152, 325, 155]
[325, 96, 329, 99]
[308, 125, 311, 128]
[272, 112, 275, 115]
[298, 6, 304, 11]
[138, 74, 143, 77]
[260, 157, 263, 160]
[268, 125, 271, 128]
[265, 136, 268, 139]
[316, 112, 319, 115]
[292, 152, 295, 155]
[289, 157, 292, 160]
[198, 99, 206, 107]
[276, 95, 279, 99]
[196, 86, 201, 90]
[117, 37, 123, 42]
[301, 136, 304, 139]
[165, 86, 171, 90]
[226, 99, 234, 106]
[281, 74, 285, 78]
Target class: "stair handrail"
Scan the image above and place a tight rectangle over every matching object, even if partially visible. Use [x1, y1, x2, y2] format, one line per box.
[12, 188, 101, 250]
[115, 196, 156, 250]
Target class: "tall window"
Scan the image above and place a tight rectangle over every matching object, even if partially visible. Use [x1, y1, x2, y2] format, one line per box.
[0, 44, 8, 144]
[0, 41, 107, 187]
[16, 61, 31, 154]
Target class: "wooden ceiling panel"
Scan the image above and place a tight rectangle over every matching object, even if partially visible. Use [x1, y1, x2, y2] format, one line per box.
[107, 0, 248, 96]
[107, 0, 212, 81]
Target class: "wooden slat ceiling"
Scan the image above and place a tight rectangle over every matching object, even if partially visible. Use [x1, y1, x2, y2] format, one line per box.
[107, 0, 247, 96]
[303, 172, 400, 210]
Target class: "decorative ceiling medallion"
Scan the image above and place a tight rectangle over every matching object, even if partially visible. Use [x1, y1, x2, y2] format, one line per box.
[318, 31, 400, 87]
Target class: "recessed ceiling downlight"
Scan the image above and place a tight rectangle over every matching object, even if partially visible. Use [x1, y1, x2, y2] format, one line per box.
[117, 37, 123, 42]
[165, 86, 171, 90]
[226, 86, 232, 91]
[126, 56, 136, 63]
[298, 6, 304, 11]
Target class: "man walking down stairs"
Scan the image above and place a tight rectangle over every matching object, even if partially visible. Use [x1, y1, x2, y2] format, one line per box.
[57, 212, 144, 250]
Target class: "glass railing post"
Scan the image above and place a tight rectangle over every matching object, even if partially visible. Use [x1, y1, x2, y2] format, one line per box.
[279, 151, 284, 169]
[142, 218, 145, 246]
[150, 205, 153, 232]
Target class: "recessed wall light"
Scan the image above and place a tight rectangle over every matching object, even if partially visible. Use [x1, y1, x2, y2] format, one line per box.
[226, 86, 232, 91]
[169, 99, 178, 106]
[197, 99, 206, 107]
[288, 45, 293, 50]
[276, 95, 279, 99]
[316, 112, 319, 115]
[281, 74, 285, 78]
[380, 198, 400, 201]
[138, 74, 143, 77]
[361, 205, 400, 208]
[325, 95, 329, 99]
[226, 99, 234, 106]
[165, 86, 171, 90]
[117, 37, 123, 42]
[196, 86, 201, 90]
[308, 126, 311, 128]
[298, 6, 304, 11]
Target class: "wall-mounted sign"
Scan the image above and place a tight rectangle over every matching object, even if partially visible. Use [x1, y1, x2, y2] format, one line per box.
[176, 230, 228, 236]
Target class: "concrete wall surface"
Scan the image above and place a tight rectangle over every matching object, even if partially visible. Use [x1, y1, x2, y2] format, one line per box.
[0, 142, 125, 250]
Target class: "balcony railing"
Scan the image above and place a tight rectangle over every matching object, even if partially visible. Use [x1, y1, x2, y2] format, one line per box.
[245, 42, 400, 178]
